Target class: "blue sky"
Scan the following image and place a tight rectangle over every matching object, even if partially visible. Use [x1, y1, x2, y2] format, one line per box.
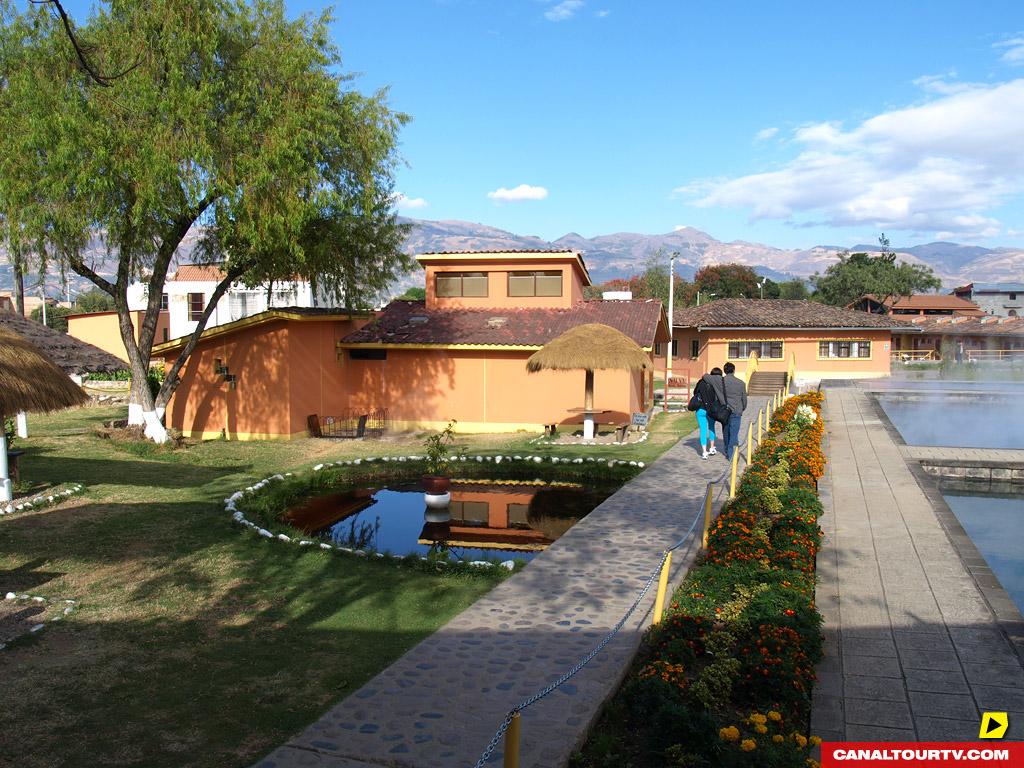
[61, 1, 1024, 248]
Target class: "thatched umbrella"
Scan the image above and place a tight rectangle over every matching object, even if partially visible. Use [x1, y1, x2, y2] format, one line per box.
[526, 323, 652, 439]
[0, 327, 88, 502]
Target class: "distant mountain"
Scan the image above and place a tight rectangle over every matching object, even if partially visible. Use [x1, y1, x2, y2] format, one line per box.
[3, 219, 1022, 300]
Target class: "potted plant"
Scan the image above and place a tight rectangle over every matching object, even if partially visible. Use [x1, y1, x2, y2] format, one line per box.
[422, 420, 457, 497]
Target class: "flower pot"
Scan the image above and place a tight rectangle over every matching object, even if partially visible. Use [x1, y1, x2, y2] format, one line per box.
[421, 475, 450, 494]
[424, 491, 451, 510]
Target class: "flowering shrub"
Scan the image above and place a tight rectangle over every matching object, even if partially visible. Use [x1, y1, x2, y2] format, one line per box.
[575, 391, 827, 768]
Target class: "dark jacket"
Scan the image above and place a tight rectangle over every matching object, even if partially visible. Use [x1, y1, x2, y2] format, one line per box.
[723, 373, 747, 414]
[693, 377, 718, 413]
[698, 373, 729, 421]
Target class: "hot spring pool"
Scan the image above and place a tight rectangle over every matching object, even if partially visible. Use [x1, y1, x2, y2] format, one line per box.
[877, 395, 1024, 449]
[286, 479, 617, 562]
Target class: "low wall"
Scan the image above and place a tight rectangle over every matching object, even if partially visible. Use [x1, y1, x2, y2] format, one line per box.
[919, 459, 1024, 493]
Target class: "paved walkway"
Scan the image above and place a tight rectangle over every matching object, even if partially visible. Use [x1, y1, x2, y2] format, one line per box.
[900, 446, 1024, 464]
[256, 399, 767, 768]
[812, 386, 1024, 743]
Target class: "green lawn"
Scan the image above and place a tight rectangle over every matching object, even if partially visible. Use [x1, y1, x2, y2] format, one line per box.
[0, 407, 694, 768]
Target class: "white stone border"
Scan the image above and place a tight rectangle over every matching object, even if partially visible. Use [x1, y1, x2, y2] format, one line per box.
[227, 454, 647, 572]
[0, 484, 85, 516]
[0, 592, 78, 651]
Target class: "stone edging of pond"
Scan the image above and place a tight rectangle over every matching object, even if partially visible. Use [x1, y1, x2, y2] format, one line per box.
[225, 453, 646, 573]
[1, 484, 85, 516]
[1, 593, 78, 651]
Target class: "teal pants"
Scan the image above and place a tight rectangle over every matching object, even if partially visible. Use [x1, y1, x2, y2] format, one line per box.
[697, 409, 716, 447]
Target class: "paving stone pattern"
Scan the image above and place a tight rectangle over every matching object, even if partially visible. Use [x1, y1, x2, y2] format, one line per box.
[812, 387, 1024, 743]
[255, 399, 767, 768]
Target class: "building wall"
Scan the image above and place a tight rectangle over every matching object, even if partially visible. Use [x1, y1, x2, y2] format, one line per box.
[665, 327, 892, 382]
[67, 310, 169, 363]
[423, 258, 587, 311]
[970, 292, 1023, 318]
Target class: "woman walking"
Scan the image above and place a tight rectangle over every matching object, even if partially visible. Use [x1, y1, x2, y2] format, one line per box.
[691, 366, 727, 460]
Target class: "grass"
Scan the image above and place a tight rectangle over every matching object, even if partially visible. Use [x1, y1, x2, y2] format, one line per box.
[0, 406, 696, 768]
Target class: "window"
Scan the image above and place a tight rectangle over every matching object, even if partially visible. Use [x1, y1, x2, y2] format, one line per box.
[160, 293, 169, 311]
[436, 272, 488, 298]
[349, 348, 387, 360]
[690, 339, 699, 358]
[654, 342, 663, 356]
[188, 292, 204, 321]
[449, 500, 489, 525]
[507, 271, 563, 297]
[670, 340, 679, 358]
[507, 503, 530, 527]
[727, 340, 783, 359]
[819, 340, 871, 359]
[161, 328, 169, 342]
[1010, 293, 1018, 301]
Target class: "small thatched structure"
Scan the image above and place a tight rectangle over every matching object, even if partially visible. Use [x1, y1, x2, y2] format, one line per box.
[0, 312, 125, 375]
[527, 323, 652, 438]
[0, 327, 88, 502]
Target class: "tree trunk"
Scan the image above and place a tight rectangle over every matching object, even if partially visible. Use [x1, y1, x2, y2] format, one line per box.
[14, 269, 25, 316]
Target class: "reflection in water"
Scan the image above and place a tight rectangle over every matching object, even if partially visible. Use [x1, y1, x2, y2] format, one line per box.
[286, 480, 615, 562]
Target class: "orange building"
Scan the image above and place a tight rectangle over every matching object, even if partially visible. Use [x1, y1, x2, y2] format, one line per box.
[67, 309, 171, 363]
[155, 251, 669, 439]
[664, 299, 911, 386]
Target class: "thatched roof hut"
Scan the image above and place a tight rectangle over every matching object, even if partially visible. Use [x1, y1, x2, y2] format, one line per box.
[527, 323, 652, 439]
[0, 312, 125, 375]
[0, 327, 89, 415]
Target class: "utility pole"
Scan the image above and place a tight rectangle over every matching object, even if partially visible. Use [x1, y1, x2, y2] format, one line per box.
[40, 281, 47, 327]
[667, 252, 677, 386]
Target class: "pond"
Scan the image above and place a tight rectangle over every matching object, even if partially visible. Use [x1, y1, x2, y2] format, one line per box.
[943, 492, 1024, 612]
[877, 395, 1024, 449]
[286, 478, 618, 563]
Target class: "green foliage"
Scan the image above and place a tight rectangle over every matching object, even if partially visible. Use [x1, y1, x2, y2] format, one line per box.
[423, 420, 458, 476]
[4, 416, 15, 449]
[397, 286, 426, 300]
[30, 304, 72, 332]
[811, 248, 941, 307]
[776, 279, 810, 300]
[691, 264, 775, 302]
[84, 369, 132, 382]
[73, 288, 116, 313]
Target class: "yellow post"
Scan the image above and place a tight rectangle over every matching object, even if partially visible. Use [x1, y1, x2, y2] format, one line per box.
[504, 712, 521, 768]
[746, 422, 753, 464]
[757, 408, 763, 443]
[652, 551, 673, 625]
[701, 482, 714, 547]
[729, 446, 739, 499]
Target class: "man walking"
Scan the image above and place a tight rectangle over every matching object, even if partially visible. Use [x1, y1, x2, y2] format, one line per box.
[722, 362, 747, 460]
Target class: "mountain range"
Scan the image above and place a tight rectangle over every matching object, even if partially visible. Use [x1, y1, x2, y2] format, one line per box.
[2, 219, 1021, 300]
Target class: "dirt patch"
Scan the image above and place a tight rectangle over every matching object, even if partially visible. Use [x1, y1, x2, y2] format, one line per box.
[0, 598, 53, 644]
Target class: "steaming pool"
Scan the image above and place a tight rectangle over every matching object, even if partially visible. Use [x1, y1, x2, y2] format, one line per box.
[285, 477, 619, 563]
[877, 395, 1024, 449]
[943, 493, 1024, 612]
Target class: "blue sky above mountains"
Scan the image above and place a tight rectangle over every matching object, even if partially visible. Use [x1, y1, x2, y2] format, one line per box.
[57, 1, 1024, 249]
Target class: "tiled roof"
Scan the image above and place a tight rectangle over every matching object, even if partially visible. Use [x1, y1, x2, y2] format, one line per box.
[0, 312, 126, 373]
[341, 300, 664, 348]
[891, 315, 1024, 337]
[171, 264, 228, 282]
[672, 299, 914, 330]
[417, 249, 578, 255]
[855, 294, 984, 313]
[953, 282, 1024, 293]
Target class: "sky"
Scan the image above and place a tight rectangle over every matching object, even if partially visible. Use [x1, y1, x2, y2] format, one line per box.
[58, 1, 1024, 249]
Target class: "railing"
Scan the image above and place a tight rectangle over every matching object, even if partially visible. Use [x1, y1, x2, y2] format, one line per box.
[741, 349, 759, 383]
[474, 382, 792, 768]
[307, 408, 388, 439]
[786, 350, 797, 390]
[891, 350, 938, 362]
[964, 349, 1024, 363]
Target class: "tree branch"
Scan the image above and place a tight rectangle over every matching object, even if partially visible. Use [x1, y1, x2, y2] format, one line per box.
[32, 0, 141, 87]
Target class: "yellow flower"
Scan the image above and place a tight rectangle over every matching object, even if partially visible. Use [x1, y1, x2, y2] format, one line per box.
[809, 736, 822, 747]
[772, 735, 784, 744]
[740, 739, 757, 752]
[750, 713, 768, 725]
[719, 726, 740, 742]
[794, 734, 808, 748]
[768, 710, 782, 722]
[755, 724, 768, 734]
[807, 761, 820, 768]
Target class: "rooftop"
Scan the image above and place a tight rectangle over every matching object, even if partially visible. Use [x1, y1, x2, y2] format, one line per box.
[341, 299, 665, 349]
[891, 315, 1024, 337]
[853, 294, 985, 314]
[414, 249, 592, 286]
[0, 312, 126, 374]
[952, 282, 1024, 294]
[170, 264, 228, 282]
[671, 298, 915, 330]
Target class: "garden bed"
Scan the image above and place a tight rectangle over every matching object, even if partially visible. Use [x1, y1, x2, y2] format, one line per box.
[573, 391, 827, 768]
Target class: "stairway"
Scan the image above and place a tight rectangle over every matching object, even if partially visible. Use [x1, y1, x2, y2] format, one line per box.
[747, 371, 787, 396]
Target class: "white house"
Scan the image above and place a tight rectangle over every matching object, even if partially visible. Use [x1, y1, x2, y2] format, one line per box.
[128, 265, 338, 341]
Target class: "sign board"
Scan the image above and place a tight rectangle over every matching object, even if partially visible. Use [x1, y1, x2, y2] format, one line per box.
[631, 412, 649, 427]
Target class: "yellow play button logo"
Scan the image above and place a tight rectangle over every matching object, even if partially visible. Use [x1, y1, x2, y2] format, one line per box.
[980, 712, 1008, 739]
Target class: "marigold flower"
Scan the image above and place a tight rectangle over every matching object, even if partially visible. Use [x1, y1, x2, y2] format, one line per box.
[772, 734, 784, 743]
[750, 713, 767, 725]
[740, 739, 756, 752]
[719, 726, 740, 742]
[768, 710, 782, 722]
[754, 724, 768, 734]
[794, 733, 808, 748]
[809, 736, 822, 747]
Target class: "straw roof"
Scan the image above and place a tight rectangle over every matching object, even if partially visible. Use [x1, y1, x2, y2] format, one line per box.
[0, 328, 88, 415]
[0, 312, 125, 374]
[526, 323, 653, 372]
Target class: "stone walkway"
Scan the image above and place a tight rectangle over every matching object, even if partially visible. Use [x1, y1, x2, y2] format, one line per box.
[812, 386, 1024, 743]
[255, 399, 767, 768]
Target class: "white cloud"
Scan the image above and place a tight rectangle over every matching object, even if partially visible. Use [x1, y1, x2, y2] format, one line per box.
[396, 194, 428, 210]
[685, 78, 1024, 238]
[755, 127, 779, 141]
[995, 35, 1024, 65]
[673, 225, 691, 231]
[544, 0, 583, 22]
[595, 9, 610, 18]
[487, 184, 549, 203]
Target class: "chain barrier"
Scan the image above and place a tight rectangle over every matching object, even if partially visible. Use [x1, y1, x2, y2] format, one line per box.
[472, 462, 734, 768]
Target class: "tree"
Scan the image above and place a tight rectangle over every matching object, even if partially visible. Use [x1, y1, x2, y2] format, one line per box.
[589, 254, 689, 306]
[74, 288, 116, 314]
[397, 286, 426, 301]
[689, 263, 770, 303]
[811, 250, 941, 308]
[777, 279, 811, 300]
[0, 0, 410, 442]
[31, 304, 72, 332]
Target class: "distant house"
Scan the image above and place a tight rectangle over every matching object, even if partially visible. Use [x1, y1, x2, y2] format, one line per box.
[890, 315, 1024, 361]
[665, 299, 913, 386]
[0, 295, 13, 313]
[950, 282, 1024, 318]
[67, 309, 171, 363]
[847, 293, 984, 317]
[154, 250, 669, 439]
